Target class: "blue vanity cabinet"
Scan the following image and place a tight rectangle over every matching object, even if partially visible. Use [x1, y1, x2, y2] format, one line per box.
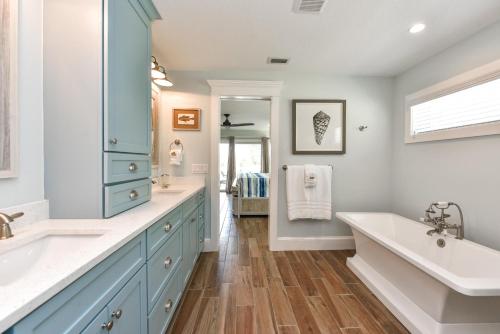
[105, 266, 147, 334]
[43, 0, 160, 218]
[8, 234, 147, 334]
[81, 308, 109, 334]
[105, 0, 151, 155]
[7, 188, 207, 334]
[82, 266, 147, 334]
[181, 204, 200, 288]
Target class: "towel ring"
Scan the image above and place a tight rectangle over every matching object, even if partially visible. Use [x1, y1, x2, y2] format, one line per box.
[169, 139, 183, 151]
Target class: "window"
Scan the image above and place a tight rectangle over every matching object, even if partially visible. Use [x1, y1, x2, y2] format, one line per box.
[219, 141, 262, 191]
[405, 60, 500, 143]
[235, 143, 261, 174]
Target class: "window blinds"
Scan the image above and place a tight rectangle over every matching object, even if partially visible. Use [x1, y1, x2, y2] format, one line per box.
[410, 77, 500, 135]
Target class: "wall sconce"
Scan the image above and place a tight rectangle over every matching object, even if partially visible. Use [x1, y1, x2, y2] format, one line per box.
[151, 56, 173, 87]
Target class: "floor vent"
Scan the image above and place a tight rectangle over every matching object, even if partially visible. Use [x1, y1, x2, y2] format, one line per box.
[293, 0, 327, 14]
[268, 57, 290, 65]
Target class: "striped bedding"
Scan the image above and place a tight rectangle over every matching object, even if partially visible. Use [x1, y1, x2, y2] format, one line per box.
[234, 172, 270, 198]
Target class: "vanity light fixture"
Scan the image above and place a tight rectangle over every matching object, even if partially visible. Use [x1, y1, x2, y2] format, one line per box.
[151, 65, 166, 79]
[151, 56, 174, 87]
[409, 23, 426, 34]
[154, 77, 174, 87]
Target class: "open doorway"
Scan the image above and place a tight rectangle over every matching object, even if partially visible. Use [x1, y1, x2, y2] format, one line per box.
[219, 98, 271, 235]
[206, 80, 282, 253]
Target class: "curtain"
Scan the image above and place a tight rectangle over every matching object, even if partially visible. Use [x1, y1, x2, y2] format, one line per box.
[225, 136, 236, 193]
[261, 137, 270, 173]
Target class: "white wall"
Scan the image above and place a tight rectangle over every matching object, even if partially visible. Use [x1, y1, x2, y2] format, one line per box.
[160, 70, 394, 239]
[391, 21, 500, 250]
[0, 0, 44, 208]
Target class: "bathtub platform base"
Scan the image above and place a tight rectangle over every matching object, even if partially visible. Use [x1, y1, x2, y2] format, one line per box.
[347, 255, 500, 334]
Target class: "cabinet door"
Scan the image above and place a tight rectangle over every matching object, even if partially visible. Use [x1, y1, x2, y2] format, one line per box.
[189, 214, 199, 267]
[81, 307, 109, 334]
[105, 0, 151, 154]
[181, 222, 191, 288]
[106, 266, 147, 334]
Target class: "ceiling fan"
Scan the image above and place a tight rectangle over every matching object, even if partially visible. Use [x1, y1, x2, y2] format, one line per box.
[221, 114, 255, 128]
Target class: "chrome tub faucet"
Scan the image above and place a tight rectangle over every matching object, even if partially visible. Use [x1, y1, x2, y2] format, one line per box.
[422, 202, 464, 239]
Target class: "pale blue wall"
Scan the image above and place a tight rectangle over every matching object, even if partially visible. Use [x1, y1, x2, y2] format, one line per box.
[162, 70, 394, 238]
[391, 21, 500, 250]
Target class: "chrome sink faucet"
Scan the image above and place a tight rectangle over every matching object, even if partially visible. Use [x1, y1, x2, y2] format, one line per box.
[422, 202, 464, 239]
[0, 211, 24, 240]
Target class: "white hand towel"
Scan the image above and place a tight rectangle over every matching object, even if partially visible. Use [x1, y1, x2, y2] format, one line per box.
[169, 149, 183, 165]
[304, 164, 318, 188]
[286, 165, 332, 220]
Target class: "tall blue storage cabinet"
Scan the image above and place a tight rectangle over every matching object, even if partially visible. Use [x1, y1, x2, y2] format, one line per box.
[43, 0, 160, 218]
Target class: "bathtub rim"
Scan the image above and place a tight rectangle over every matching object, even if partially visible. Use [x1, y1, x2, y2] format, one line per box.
[336, 212, 500, 297]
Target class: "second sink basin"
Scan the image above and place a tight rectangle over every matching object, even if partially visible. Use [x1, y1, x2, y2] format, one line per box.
[0, 232, 106, 286]
[157, 186, 187, 194]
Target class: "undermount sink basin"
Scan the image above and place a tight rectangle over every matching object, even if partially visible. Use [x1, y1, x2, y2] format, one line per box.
[0, 232, 106, 286]
[157, 187, 186, 194]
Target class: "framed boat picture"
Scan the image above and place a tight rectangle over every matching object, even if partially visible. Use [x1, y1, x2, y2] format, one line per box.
[172, 108, 201, 131]
[0, 0, 18, 178]
[292, 99, 346, 154]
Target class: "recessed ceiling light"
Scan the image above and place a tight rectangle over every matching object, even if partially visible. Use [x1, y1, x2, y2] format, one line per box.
[409, 23, 426, 34]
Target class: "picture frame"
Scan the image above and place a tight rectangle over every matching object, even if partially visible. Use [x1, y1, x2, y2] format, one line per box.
[292, 99, 346, 155]
[0, 0, 19, 178]
[172, 108, 201, 131]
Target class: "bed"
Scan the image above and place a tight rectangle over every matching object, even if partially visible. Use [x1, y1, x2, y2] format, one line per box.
[231, 172, 270, 218]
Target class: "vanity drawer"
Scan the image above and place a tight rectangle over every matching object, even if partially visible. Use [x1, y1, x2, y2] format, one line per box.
[104, 179, 151, 218]
[182, 194, 199, 218]
[148, 267, 182, 334]
[147, 226, 182, 311]
[104, 152, 151, 184]
[146, 206, 182, 258]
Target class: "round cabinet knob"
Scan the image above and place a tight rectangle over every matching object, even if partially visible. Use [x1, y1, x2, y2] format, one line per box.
[199, 238, 203, 243]
[112, 309, 123, 319]
[128, 162, 138, 172]
[101, 320, 114, 331]
[129, 190, 139, 200]
[165, 299, 173, 312]
[109, 138, 118, 145]
[164, 256, 172, 268]
[164, 223, 172, 232]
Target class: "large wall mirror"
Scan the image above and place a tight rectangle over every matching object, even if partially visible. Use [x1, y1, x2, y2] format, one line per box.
[0, 0, 18, 178]
[151, 87, 160, 167]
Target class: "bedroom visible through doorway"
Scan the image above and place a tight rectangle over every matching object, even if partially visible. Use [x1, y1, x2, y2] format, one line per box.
[219, 98, 271, 231]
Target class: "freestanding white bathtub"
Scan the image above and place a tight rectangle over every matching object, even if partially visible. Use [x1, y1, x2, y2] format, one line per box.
[336, 212, 500, 334]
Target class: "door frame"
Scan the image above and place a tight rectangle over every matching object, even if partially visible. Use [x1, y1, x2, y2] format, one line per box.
[206, 80, 283, 251]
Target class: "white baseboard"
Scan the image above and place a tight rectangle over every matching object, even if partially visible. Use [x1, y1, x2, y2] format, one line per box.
[202, 238, 218, 252]
[202, 235, 354, 252]
[270, 236, 355, 251]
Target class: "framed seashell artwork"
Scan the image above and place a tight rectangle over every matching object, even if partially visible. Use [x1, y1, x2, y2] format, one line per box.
[0, 0, 18, 178]
[292, 99, 346, 154]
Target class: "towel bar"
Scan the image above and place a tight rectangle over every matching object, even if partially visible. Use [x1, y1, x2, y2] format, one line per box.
[282, 164, 333, 170]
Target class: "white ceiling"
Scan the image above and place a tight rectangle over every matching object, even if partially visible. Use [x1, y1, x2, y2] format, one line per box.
[152, 0, 500, 76]
[221, 99, 270, 133]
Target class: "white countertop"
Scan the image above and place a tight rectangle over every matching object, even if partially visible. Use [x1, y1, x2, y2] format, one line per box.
[0, 182, 204, 332]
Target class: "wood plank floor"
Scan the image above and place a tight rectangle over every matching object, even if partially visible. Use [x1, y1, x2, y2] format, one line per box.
[167, 207, 409, 334]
